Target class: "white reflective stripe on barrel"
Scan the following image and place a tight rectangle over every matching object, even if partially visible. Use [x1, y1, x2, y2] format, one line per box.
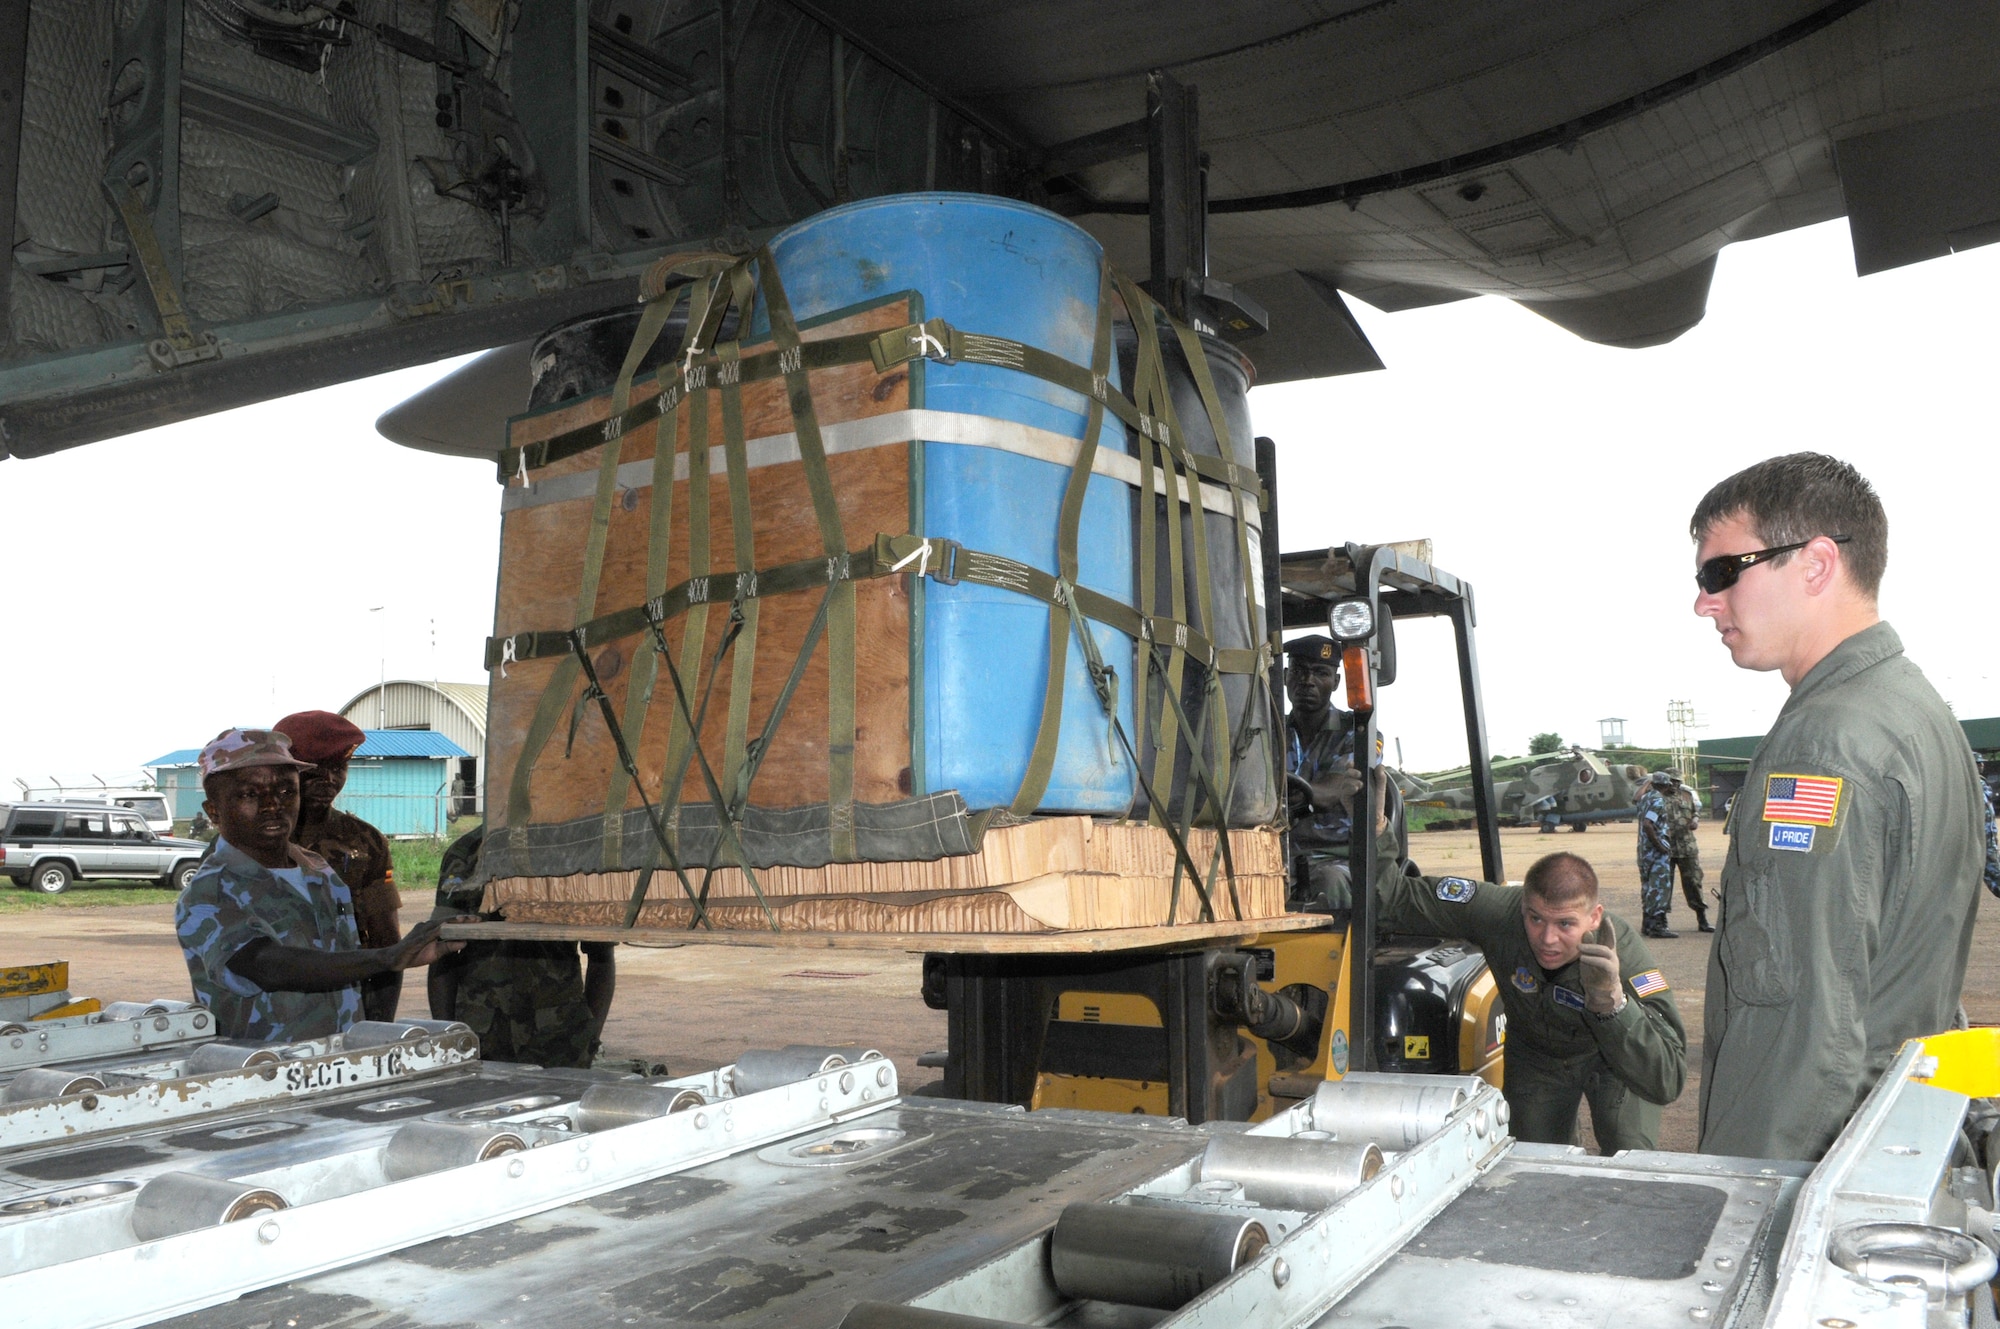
[502, 408, 1241, 520]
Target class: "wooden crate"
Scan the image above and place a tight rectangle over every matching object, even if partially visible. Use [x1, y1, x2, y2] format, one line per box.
[483, 819, 1288, 934]
[489, 298, 918, 842]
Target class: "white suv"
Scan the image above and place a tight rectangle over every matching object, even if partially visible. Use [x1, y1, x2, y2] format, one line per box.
[1, 803, 206, 894]
[42, 789, 175, 836]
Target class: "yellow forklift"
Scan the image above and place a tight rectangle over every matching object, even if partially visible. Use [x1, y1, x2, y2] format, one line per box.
[926, 442, 1510, 1123]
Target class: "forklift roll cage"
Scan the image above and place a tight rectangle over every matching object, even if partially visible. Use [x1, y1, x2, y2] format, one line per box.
[1276, 538, 1504, 1073]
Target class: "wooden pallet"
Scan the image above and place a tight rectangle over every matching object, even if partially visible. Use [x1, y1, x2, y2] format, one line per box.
[482, 818, 1290, 935]
[440, 914, 1333, 955]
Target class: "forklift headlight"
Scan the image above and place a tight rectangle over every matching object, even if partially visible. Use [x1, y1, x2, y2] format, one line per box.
[1329, 599, 1375, 642]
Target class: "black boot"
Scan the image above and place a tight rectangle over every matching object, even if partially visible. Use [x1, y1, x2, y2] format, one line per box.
[1643, 915, 1679, 939]
[1693, 904, 1715, 933]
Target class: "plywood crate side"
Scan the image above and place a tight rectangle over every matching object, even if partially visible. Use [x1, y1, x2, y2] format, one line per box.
[488, 299, 918, 837]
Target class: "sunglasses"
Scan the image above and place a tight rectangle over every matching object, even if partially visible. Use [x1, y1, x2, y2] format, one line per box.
[1695, 535, 1850, 594]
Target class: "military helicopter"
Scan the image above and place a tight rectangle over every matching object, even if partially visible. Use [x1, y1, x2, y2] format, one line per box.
[1406, 747, 1650, 832]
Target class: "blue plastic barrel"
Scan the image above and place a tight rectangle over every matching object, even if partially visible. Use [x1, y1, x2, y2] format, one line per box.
[764, 194, 1136, 813]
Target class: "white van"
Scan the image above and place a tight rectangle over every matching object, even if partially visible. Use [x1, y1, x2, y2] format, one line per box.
[55, 790, 175, 836]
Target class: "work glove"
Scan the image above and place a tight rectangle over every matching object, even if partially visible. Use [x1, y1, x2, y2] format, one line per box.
[1577, 918, 1625, 1016]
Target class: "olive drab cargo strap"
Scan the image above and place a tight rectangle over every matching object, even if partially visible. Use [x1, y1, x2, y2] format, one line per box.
[1113, 276, 1186, 817]
[502, 290, 674, 865]
[1058, 575, 1218, 924]
[493, 245, 1267, 883]
[1169, 314, 1274, 822]
[658, 276, 721, 849]
[632, 598, 782, 932]
[566, 630, 716, 931]
[510, 271, 720, 929]
[750, 246, 860, 861]
[1114, 274, 1221, 832]
[487, 535, 1265, 678]
[499, 315, 1271, 514]
[597, 281, 701, 869]
[717, 263, 763, 814]
[1006, 262, 1118, 819]
[604, 260, 736, 875]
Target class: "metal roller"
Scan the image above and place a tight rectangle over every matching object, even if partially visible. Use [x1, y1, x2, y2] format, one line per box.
[1049, 1201, 1268, 1309]
[1198, 1134, 1384, 1211]
[1310, 1076, 1467, 1150]
[732, 1045, 881, 1094]
[130, 1172, 287, 1240]
[342, 1018, 471, 1049]
[382, 1121, 527, 1180]
[396, 1017, 473, 1036]
[574, 1083, 706, 1132]
[840, 1304, 1037, 1329]
[3, 1068, 106, 1102]
[99, 999, 194, 1020]
[182, 1042, 283, 1073]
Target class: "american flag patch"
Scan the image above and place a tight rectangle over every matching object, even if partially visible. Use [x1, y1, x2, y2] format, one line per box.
[1762, 773, 1843, 826]
[1630, 969, 1669, 998]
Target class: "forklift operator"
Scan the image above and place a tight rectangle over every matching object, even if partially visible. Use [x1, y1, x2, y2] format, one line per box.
[1375, 851, 1687, 1153]
[1285, 634, 1367, 910]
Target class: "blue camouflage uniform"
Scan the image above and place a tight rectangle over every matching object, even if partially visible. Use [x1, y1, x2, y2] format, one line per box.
[1635, 783, 1675, 926]
[175, 837, 363, 1041]
[1983, 783, 1999, 899]
[1286, 706, 1364, 908]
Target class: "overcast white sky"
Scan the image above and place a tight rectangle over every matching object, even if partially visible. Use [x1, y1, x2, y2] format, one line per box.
[2, 216, 1994, 795]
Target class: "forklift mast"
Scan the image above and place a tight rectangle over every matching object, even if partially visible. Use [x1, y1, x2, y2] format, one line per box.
[1275, 535, 1505, 1073]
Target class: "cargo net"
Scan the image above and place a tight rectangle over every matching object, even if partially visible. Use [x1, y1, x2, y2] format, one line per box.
[481, 247, 1284, 933]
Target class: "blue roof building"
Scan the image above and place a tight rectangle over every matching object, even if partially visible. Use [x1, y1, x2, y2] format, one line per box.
[144, 729, 471, 838]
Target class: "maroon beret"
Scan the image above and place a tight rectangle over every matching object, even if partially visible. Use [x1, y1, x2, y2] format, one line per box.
[274, 710, 367, 764]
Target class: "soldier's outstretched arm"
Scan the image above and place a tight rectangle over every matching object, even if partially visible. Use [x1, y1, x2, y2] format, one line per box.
[227, 920, 464, 993]
[1374, 863, 1523, 948]
[1581, 925, 1688, 1105]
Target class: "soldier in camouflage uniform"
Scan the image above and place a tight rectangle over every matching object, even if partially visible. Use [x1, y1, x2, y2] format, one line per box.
[426, 825, 616, 1067]
[1634, 772, 1678, 938]
[1982, 778, 1999, 899]
[275, 711, 403, 1020]
[175, 729, 455, 1042]
[1284, 635, 1368, 912]
[1665, 778, 1713, 932]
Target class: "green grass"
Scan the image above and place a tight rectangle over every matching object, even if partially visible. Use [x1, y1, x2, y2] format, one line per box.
[0, 883, 180, 913]
[0, 817, 484, 912]
[1406, 805, 1473, 833]
[389, 818, 482, 894]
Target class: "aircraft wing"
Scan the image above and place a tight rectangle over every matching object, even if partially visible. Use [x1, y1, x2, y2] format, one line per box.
[3, 1, 1995, 458]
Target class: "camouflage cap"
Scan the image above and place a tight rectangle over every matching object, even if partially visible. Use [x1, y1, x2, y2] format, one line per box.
[1649, 770, 1679, 784]
[198, 728, 313, 785]
[1284, 634, 1339, 664]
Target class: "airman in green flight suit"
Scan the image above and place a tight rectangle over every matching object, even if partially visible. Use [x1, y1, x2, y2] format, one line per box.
[1376, 851, 1687, 1154]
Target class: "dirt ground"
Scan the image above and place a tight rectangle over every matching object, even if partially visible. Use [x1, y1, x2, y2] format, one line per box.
[9, 818, 1999, 1159]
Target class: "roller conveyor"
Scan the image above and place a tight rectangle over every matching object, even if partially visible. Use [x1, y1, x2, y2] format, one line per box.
[0, 1035, 1989, 1329]
[0, 1003, 217, 1078]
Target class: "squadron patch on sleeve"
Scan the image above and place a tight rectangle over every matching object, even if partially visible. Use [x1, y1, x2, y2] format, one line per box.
[1630, 969, 1669, 998]
[1550, 985, 1587, 1012]
[1435, 877, 1476, 903]
[1762, 773, 1842, 827]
